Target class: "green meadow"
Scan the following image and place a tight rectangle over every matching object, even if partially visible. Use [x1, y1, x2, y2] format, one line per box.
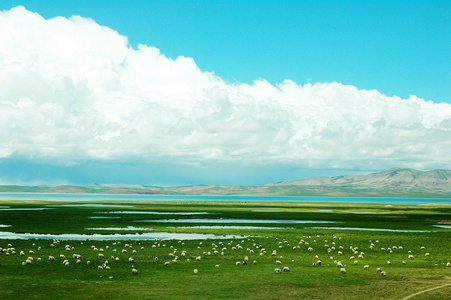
[0, 199, 450, 299]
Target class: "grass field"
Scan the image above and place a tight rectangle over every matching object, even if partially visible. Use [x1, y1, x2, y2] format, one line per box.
[0, 199, 450, 299]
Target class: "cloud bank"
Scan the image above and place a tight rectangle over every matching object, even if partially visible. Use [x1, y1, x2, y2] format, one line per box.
[1, 6, 450, 171]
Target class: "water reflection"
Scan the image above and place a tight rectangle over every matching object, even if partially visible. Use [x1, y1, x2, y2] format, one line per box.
[305, 226, 431, 232]
[169, 226, 295, 230]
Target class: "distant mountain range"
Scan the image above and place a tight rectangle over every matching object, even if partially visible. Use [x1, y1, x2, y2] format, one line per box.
[270, 167, 451, 189]
[1, 168, 450, 198]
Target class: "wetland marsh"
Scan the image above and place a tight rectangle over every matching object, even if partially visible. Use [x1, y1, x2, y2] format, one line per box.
[0, 196, 450, 299]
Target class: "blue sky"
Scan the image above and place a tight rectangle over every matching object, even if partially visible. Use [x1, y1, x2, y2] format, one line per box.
[4, 0, 450, 103]
[0, 1, 450, 186]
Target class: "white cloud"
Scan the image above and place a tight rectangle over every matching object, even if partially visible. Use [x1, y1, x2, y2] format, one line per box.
[1, 6, 450, 171]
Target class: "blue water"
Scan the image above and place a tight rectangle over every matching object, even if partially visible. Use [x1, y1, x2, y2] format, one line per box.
[0, 193, 449, 205]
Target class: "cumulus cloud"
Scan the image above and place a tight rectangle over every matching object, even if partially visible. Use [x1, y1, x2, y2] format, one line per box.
[1, 6, 450, 171]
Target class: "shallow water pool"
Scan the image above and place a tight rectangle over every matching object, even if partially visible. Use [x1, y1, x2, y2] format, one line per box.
[0, 231, 242, 240]
[138, 218, 340, 224]
[305, 226, 431, 232]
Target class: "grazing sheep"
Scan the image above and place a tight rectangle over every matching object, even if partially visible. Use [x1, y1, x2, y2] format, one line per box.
[274, 268, 282, 273]
[193, 269, 198, 275]
[196, 256, 201, 261]
[236, 261, 241, 266]
[283, 266, 290, 272]
[387, 261, 391, 265]
[402, 261, 406, 265]
[340, 268, 346, 273]
[425, 253, 430, 257]
[363, 265, 369, 270]
[215, 264, 220, 268]
[253, 260, 257, 265]
[354, 260, 358, 265]
[48, 256, 55, 261]
[381, 271, 386, 276]
[132, 268, 138, 274]
[164, 261, 170, 266]
[276, 260, 282, 265]
[129, 257, 134, 263]
[408, 255, 414, 259]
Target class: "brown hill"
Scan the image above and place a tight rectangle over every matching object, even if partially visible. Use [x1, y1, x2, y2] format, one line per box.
[269, 168, 451, 191]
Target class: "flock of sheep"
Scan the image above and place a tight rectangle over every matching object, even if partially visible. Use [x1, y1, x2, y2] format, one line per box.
[1, 234, 449, 277]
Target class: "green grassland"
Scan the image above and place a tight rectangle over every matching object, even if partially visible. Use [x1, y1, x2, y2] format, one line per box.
[0, 199, 450, 299]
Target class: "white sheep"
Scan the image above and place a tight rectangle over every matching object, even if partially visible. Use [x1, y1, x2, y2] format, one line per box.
[132, 268, 138, 274]
[340, 268, 346, 273]
[363, 265, 369, 270]
[193, 269, 198, 275]
[274, 268, 282, 273]
[283, 266, 290, 272]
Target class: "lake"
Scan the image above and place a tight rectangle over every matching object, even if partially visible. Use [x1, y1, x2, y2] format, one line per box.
[0, 193, 450, 205]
